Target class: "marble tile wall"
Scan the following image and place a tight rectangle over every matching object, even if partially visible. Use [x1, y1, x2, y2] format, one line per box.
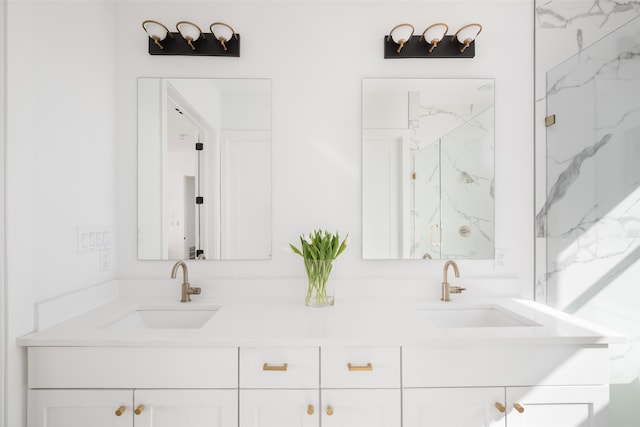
[535, 0, 640, 302]
[408, 92, 494, 259]
[440, 107, 494, 259]
[535, 1, 640, 422]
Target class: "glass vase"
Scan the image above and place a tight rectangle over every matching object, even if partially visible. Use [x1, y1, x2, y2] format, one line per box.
[304, 259, 335, 307]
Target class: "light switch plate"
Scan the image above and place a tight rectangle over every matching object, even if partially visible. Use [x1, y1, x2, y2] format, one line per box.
[77, 226, 111, 253]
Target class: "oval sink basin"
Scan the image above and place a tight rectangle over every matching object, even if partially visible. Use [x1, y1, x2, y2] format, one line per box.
[417, 305, 540, 328]
[105, 307, 220, 330]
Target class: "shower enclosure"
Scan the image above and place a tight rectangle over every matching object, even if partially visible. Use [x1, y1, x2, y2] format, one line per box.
[540, 14, 640, 423]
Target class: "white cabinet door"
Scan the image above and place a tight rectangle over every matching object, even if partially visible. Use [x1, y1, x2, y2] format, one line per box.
[133, 389, 237, 427]
[239, 389, 319, 427]
[28, 389, 133, 427]
[403, 387, 506, 427]
[321, 389, 401, 427]
[506, 385, 609, 427]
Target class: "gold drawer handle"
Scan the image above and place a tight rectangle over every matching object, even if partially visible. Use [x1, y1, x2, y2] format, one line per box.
[326, 405, 334, 416]
[115, 406, 126, 416]
[347, 362, 373, 372]
[495, 402, 505, 413]
[513, 403, 525, 413]
[263, 362, 288, 371]
[135, 404, 145, 415]
[307, 404, 314, 415]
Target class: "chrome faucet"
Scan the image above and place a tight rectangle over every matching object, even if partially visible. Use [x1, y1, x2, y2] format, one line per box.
[441, 260, 466, 302]
[170, 261, 201, 303]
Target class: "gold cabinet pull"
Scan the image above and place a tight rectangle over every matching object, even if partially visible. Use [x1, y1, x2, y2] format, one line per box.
[545, 114, 556, 127]
[307, 404, 315, 415]
[495, 402, 505, 413]
[326, 405, 334, 416]
[514, 403, 525, 413]
[347, 362, 373, 372]
[263, 362, 288, 371]
[115, 406, 126, 416]
[134, 404, 145, 415]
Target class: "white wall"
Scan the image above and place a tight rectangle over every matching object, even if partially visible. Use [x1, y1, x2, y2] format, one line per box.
[6, 0, 118, 302]
[137, 78, 164, 258]
[5, 2, 118, 425]
[116, 1, 534, 298]
[1, 0, 7, 425]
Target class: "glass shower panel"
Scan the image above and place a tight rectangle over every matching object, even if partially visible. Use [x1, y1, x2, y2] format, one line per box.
[544, 15, 640, 425]
[545, 15, 640, 314]
[440, 107, 495, 259]
[408, 91, 494, 260]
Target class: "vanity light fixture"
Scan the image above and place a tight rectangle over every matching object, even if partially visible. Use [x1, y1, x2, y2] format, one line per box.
[386, 23, 415, 53]
[384, 22, 480, 59]
[453, 23, 482, 53]
[142, 20, 240, 56]
[176, 21, 205, 50]
[142, 20, 173, 49]
[420, 23, 448, 53]
[210, 22, 238, 51]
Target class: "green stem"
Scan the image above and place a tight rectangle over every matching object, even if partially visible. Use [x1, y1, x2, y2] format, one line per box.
[305, 259, 333, 305]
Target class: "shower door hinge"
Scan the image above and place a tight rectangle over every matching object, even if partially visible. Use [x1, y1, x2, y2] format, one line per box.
[195, 142, 204, 151]
[545, 114, 556, 127]
[196, 196, 204, 204]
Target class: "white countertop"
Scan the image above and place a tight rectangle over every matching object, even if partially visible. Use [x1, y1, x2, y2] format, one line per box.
[17, 296, 625, 347]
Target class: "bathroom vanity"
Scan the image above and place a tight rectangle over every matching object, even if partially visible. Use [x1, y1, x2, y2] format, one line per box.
[19, 292, 620, 427]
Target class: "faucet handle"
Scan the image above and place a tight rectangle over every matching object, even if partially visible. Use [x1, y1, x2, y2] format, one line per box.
[180, 282, 201, 303]
[449, 286, 466, 294]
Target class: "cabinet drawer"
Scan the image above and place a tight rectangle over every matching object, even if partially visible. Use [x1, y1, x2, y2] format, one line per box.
[402, 345, 609, 387]
[29, 347, 238, 389]
[321, 347, 400, 388]
[240, 347, 319, 388]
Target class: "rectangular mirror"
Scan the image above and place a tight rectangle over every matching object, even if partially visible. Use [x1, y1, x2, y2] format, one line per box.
[138, 78, 271, 260]
[362, 78, 494, 260]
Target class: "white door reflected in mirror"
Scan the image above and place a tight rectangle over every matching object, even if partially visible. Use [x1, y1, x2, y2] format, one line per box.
[137, 78, 272, 260]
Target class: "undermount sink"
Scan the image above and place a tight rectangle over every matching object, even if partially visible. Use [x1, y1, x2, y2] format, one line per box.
[417, 305, 540, 328]
[105, 306, 220, 330]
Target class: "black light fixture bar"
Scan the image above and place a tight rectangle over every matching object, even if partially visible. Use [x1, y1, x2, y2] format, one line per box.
[147, 32, 240, 56]
[384, 35, 475, 59]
